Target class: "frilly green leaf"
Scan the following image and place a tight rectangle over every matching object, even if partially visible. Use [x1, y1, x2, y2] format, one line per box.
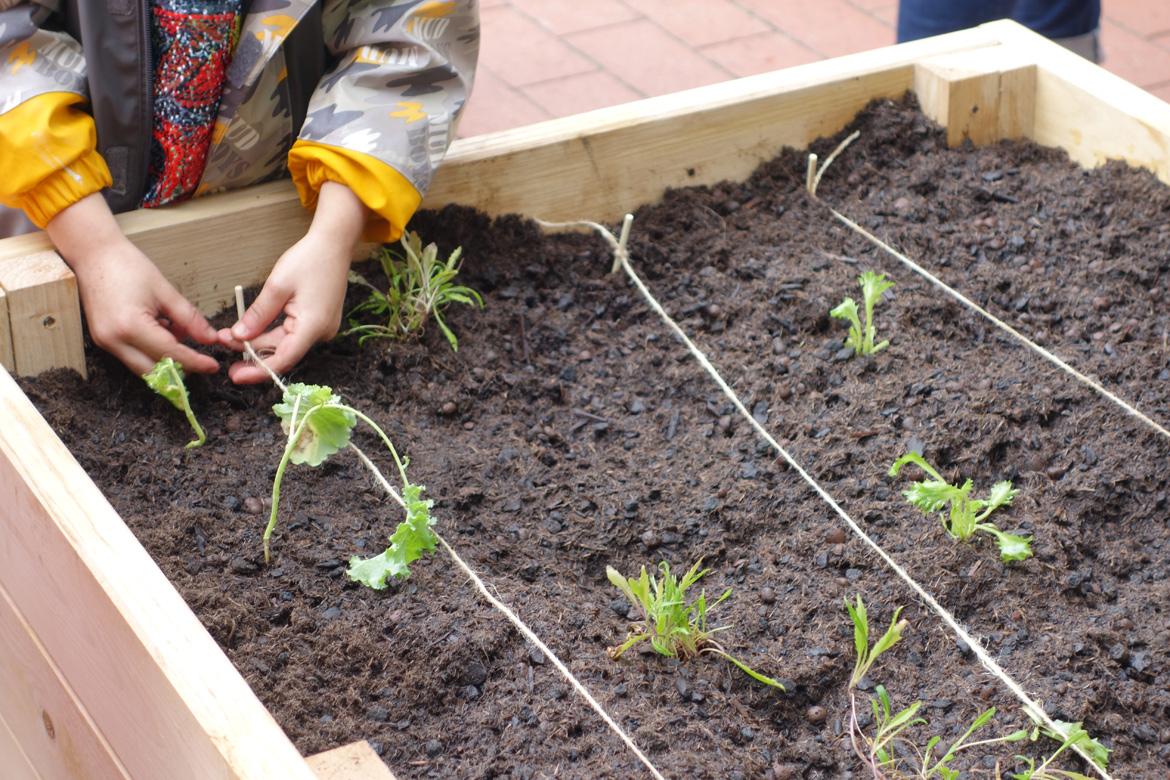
[272, 383, 356, 466]
[346, 482, 436, 588]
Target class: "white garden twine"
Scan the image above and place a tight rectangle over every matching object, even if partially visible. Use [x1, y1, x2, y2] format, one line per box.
[806, 139, 1170, 443]
[232, 288, 667, 780]
[533, 221, 1114, 780]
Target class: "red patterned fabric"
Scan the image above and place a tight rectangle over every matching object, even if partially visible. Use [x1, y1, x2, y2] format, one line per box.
[142, 1, 242, 208]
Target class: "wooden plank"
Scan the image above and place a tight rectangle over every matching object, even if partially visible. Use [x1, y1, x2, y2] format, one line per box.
[307, 742, 397, 780]
[0, 250, 85, 377]
[0, 286, 14, 372]
[985, 20, 1170, 183]
[0, 365, 316, 780]
[0, 579, 127, 779]
[0, 24, 1008, 326]
[0, 711, 41, 780]
[912, 46, 1036, 147]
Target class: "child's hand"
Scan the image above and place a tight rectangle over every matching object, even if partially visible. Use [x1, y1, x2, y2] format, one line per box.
[218, 231, 352, 383]
[47, 194, 219, 376]
[219, 181, 366, 384]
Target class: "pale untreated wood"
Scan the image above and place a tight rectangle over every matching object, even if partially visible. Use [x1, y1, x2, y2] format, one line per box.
[0, 250, 85, 377]
[0, 712, 40, 780]
[307, 742, 398, 780]
[0, 580, 127, 779]
[912, 45, 1036, 147]
[0, 366, 317, 779]
[0, 24, 1008, 335]
[0, 287, 13, 372]
[990, 21, 1170, 183]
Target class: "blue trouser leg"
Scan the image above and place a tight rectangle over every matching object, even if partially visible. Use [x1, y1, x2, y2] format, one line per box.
[897, 0, 1098, 43]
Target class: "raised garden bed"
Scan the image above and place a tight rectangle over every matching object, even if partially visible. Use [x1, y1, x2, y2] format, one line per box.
[1, 19, 1168, 780]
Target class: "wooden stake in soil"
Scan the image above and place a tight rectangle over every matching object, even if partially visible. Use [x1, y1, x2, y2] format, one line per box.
[542, 215, 1115, 780]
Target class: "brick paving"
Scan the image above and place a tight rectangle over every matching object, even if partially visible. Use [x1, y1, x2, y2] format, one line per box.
[459, 0, 1170, 137]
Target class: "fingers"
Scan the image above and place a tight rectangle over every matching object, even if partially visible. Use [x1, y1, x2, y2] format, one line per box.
[158, 285, 219, 345]
[227, 321, 318, 385]
[105, 321, 219, 376]
[231, 279, 290, 342]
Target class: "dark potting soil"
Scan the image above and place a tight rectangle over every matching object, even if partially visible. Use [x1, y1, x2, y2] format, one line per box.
[20, 96, 1170, 779]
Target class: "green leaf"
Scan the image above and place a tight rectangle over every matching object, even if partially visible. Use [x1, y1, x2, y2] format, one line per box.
[985, 480, 1020, 511]
[979, 525, 1034, 562]
[143, 357, 206, 448]
[902, 480, 958, 513]
[859, 270, 895, 305]
[346, 482, 436, 588]
[272, 383, 356, 466]
[830, 297, 860, 326]
[1047, 720, 1111, 769]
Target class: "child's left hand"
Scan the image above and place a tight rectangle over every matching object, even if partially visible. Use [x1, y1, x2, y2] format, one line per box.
[218, 181, 366, 384]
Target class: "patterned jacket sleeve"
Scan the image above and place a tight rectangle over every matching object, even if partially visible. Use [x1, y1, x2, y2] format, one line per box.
[0, 0, 111, 227]
[286, 0, 479, 243]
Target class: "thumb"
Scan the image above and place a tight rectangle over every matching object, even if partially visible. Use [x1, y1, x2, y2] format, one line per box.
[232, 281, 290, 341]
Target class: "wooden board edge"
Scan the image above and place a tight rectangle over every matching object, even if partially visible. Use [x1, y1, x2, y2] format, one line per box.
[0, 250, 85, 377]
[0, 286, 14, 373]
[0, 578, 129, 779]
[0, 365, 316, 780]
[307, 742, 398, 780]
[984, 20, 1170, 182]
[0, 710, 40, 780]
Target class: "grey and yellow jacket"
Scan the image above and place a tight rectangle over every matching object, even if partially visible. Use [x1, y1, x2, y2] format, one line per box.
[0, 0, 478, 241]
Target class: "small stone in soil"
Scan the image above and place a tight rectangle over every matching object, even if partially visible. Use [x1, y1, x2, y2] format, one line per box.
[826, 527, 846, 544]
[425, 739, 443, 757]
[229, 557, 258, 575]
[242, 496, 263, 514]
[760, 587, 776, 604]
[806, 705, 827, 724]
[439, 401, 457, 416]
[609, 598, 630, 618]
[321, 606, 342, 620]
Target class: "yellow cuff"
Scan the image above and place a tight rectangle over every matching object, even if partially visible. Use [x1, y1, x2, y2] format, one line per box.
[287, 140, 422, 244]
[0, 92, 112, 228]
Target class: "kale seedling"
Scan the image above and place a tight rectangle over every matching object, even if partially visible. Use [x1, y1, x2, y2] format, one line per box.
[831, 270, 894, 356]
[346, 231, 483, 351]
[266, 382, 436, 588]
[607, 560, 784, 689]
[143, 357, 206, 449]
[889, 451, 1032, 563]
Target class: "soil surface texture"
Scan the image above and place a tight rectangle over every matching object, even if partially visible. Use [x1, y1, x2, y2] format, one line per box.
[21, 96, 1170, 779]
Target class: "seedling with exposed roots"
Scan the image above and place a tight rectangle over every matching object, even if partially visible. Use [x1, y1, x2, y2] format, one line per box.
[346, 231, 482, 351]
[607, 560, 784, 689]
[266, 382, 436, 588]
[143, 357, 206, 449]
[831, 270, 894, 356]
[889, 451, 1031, 563]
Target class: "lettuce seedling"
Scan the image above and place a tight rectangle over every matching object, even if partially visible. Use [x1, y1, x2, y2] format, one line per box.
[143, 357, 206, 449]
[889, 451, 1032, 563]
[831, 270, 894, 356]
[607, 560, 784, 689]
[346, 231, 483, 351]
[266, 382, 436, 587]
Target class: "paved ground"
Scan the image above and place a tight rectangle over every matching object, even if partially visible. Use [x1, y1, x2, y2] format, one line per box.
[459, 0, 1170, 137]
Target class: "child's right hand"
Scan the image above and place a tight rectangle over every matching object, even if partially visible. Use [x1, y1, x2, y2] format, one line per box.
[46, 194, 220, 376]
